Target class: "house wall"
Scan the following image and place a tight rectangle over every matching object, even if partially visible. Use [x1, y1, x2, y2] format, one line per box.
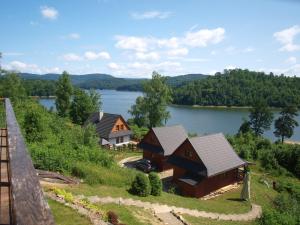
[109, 135, 130, 146]
[174, 167, 241, 198]
[173, 140, 204, 164]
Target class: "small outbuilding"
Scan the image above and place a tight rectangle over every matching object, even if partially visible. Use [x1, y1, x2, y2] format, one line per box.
[138, 125, 188, 171]
[168, 133, 246, 198]
[86, 112, 132, 146]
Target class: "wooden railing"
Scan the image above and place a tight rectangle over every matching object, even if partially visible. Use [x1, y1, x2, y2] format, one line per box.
[3, 98, 55, 225]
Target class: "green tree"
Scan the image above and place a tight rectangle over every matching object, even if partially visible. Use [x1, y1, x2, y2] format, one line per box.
[130, 173, 151, 197]
[128, 96, 149, 127]
[238, 119, 252, 134]
[130, 71, 172, 128]
[249, 101, 273, 136]
[1, 73, 26, 102]
[23, 107, 45, 142]
[83, 123, 99, 147]
[148, 172, 162, 196]
[55, 71, 73, 117]
[274, 106, 299, 143]
[70, 88, 101, 125]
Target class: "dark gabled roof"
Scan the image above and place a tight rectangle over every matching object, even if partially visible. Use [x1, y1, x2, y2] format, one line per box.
[167, 155, 207, 176]
[188, 133, 246, 177]
[152, 125, 188, 156]
[86, 112, 131, 139]
[138, 142, 164, 154]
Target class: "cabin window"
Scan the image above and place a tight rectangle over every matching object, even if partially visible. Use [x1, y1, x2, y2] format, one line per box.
[116, 136, 124, 144]
[184, 149, 193, 158]
[116, 125, 120, 131]
[121, 124, 124, 130]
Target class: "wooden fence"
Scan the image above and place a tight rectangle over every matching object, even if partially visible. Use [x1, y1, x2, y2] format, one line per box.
[4, 98, 55, 225]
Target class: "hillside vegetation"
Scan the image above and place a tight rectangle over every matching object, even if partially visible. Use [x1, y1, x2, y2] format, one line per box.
[173, 69, 300, 107]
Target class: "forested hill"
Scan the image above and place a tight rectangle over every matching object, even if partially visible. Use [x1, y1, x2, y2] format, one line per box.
[19, 73, 207, 91]
[173, 69, 300, 107]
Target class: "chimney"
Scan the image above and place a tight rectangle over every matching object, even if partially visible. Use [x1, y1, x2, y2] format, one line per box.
[99, 111, 104, 121]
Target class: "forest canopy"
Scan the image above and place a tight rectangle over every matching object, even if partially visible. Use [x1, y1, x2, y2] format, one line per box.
[173, 69, 300, 108]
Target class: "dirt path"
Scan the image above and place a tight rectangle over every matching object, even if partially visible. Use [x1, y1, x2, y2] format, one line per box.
[86, 195, 262, 222]
[118, 156, 142, 167]
[156, 212, 184, 225]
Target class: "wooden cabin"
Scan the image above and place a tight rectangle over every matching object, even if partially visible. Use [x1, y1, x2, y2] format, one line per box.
[168, 133, 246, 198]
[138, 125, 187, 171]
[86, 112, 132, 146]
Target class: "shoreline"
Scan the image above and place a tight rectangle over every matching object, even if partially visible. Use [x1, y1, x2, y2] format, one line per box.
[170, 104, 281, 111]
[31, 96, 56, 99]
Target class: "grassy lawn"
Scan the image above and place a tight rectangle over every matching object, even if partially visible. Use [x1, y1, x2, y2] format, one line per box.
[65, 183, 251, 214]
[95, 203, 159, 225]
[182, 214, 258, 225]
[48, 199, 92, 225]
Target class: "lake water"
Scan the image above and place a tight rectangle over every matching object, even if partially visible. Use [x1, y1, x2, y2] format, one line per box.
[39, 90, 300, 141]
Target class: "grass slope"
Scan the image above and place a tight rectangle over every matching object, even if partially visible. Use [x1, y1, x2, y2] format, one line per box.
[48, 199, 92, 225]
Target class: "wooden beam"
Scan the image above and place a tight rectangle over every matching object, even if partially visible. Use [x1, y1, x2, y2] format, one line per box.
[5, 98, 55, 225]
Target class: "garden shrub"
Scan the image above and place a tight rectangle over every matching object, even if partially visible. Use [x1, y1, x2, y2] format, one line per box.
[149, 172, 162, 196]
[107, 211, 119, 225]
[130, 173, 151, 197]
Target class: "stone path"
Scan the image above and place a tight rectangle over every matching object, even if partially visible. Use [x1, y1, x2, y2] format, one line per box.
[156, 212, 184, 225]
[86, 195, 262, 222]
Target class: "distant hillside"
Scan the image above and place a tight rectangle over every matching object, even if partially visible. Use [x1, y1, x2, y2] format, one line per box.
[173, 69, 300, 107]
[20, 73, 207, 91]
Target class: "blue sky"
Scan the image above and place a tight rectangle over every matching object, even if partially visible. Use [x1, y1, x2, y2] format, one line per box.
[1, 0, 300, 78]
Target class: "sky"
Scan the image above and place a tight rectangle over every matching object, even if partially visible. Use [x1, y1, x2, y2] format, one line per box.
[0, 0, 300, 78]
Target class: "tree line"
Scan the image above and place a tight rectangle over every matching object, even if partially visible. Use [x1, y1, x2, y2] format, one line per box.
[173, 69, 300, 107]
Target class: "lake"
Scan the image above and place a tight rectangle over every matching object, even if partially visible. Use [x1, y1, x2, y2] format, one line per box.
[39, 90, 300, 141]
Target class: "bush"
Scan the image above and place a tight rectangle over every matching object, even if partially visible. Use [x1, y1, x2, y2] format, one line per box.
[149, 172, 162, 196]
[107, 211, 119, 225]
[260, 209, 297, 225]
[130, 173, 151, 197]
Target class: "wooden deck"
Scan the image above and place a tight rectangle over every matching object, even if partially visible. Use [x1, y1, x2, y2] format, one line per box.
[0, 128, 11, 225]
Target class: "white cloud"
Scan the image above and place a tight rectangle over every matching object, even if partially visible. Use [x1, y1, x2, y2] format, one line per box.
[3, 61, 61, 74]
[135, 52, 160, 61]
[285, 56, 297, 64]
[62, 53, 82, 61]
[274, 25, 300, 52]
[183, 27, 225, 47]
[243, 47, 254, 53]
[68, 33, 80, 39]
[167, 48, 189, 57]
[157, 37, 180, 49]
[115, 27, 225, 55]
[107, 62, 120, 70]
[84, 51, 111, 60]
[131, 11, 172, 20]
[3, 52, 24, 56]
[183, 58, 208, 62]
[225, 65, 237, 70]
[41, 6, 58, 20]
[115, 36, 150, 52]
